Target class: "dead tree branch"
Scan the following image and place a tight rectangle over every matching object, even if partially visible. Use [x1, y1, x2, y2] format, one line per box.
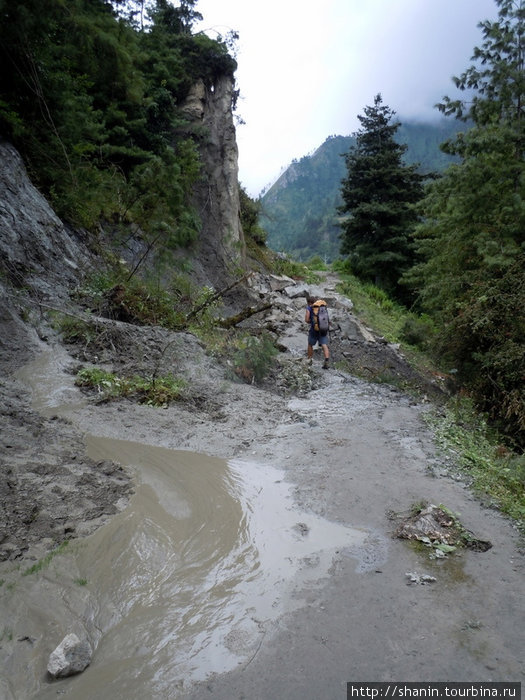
[217, 302, 272, 329]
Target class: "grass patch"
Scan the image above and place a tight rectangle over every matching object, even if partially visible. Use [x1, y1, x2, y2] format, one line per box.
[425, 398, 525, 533]
[1, 628, 13, 642]
[74, 578, 88, 586]
[75, 367, 186, 406]
[22, 541, 70, 576]
[334, 271, 414, 343]
[271, 256, 321, 284]
[333, 268, 443, 382]
[191, 326, 279, 385]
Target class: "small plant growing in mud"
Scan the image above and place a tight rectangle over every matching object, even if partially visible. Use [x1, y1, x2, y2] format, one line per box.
[75, 367, 186, 407]
[22, 541, 70, 577]
[0, 627, 13, 642]
[74, 578, 88, 586]
[51, 314, 97, 345]
[232, 332, 278, 384]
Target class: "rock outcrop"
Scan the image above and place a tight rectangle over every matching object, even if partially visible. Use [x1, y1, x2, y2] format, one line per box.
[0, 141, 89, 301]
[180, 77, 246, 288]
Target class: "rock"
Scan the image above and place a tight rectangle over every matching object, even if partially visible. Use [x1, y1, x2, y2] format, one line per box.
[0, 141, 89, 301]
[283, 282, 309, 299]
[406, 571, 436, 585]
[268, 274, 296, 292]
[47, 633, 92, 678]
[179, 76, 245, 290]
[394, 503, 492, 553]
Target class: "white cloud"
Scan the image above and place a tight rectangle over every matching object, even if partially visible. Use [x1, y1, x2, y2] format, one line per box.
[196, 0, 498, 196]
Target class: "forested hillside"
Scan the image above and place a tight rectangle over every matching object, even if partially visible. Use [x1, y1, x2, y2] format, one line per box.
[260, 119, 461, 261]
[0, 0, 241, 284]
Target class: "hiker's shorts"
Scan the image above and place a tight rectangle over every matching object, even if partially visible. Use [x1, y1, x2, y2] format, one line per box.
[308, 329, 329, 347]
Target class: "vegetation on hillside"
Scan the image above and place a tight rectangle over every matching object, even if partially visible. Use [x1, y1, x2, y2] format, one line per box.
[406, 0, 524, 448]
[0, 0, 235, 253]
[260, 121, 460, 262]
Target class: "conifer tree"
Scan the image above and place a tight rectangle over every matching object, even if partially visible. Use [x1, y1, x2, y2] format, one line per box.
[407, 0, 525, 445]
[339, 94, 424, 300]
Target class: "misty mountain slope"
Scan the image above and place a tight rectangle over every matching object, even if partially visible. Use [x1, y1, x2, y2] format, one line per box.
[260, 119, 462, 261]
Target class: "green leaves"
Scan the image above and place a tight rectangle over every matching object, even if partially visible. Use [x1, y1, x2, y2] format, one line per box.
[411, 0, 525, 447]
[0, 0, 232, 250]
[339, 94, 425, 301]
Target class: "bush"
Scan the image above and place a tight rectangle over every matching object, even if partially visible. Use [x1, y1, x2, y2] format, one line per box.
[363, 283, 395, 311]
[232, 333, 278, 384]
[399, 314, 436, 350]
[75, 367, 186, 406]
[306, 255, 328, 271]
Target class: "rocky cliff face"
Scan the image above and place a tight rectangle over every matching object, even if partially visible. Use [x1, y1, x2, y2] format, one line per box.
[0, 141, 90, 302]
[0, 72, 246, 304]
[180, 76, 246, 288]
[0, 141, 93, 370]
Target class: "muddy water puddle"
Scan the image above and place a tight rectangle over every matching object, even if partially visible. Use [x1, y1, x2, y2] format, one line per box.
[13, 350, 378, 697]
[36, 437, 368, 698]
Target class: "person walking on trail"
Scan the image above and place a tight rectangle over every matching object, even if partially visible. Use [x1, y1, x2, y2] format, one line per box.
[305, 295, 330, 369]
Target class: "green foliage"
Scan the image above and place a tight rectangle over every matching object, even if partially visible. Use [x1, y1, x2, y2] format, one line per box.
[362, 284, 396, 312]
[239, 186, 267, 245]
[339, 95, 425, 302]
[51, 315, 96, 345]
[74, 269, 220, 330]
[76, 367, 186, 406]
[261, 122, 459, 263]
[408, 0, 525, 447]
[427, 398, 525, 532]
[336, 272, 413, 344]
[429, 255, 525, 445]
[22, 541, 70, 576]
[0, 0, 232, 252]
[399, 314, 436, 351]
[271, 257, 321, 284]
[306, 255, 329, 271]
[232, 333, 278, 384]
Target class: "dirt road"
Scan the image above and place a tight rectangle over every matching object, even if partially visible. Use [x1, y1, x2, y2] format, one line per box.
[0, 275, 523, 699]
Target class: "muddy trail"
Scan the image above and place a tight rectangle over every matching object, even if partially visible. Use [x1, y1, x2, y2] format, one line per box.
[0, 272, 523, 699]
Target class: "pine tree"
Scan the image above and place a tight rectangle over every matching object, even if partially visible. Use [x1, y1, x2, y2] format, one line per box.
[339, 94, 424, 300]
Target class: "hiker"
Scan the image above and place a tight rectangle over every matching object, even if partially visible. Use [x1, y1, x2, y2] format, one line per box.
[305, 295, 330, 369]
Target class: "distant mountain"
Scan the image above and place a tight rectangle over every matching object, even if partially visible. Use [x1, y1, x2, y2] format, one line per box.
[260, 119, 463, 262]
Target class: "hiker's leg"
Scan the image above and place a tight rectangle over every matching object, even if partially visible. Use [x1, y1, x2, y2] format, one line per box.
[307, 329, 317, 358]
[320, 336, 330, 359]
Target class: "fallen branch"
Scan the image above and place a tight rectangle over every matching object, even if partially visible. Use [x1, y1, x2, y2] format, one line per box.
[218, 302, 272, 329]
[186, 272, 253, 321]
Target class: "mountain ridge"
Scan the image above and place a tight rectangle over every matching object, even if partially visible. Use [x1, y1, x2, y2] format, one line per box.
[260, 118, 463, 261]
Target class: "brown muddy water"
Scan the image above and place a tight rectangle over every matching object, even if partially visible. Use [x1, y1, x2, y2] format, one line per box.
[5, 351, 378, 699]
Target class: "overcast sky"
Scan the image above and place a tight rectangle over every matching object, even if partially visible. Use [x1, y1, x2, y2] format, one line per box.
[195, 0, 498, 197]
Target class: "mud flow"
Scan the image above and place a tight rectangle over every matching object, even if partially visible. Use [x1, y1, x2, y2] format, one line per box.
[10, 351, 374, 699]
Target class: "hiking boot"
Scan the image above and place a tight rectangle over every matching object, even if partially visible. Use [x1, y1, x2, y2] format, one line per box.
[322, 358, 330, 369]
